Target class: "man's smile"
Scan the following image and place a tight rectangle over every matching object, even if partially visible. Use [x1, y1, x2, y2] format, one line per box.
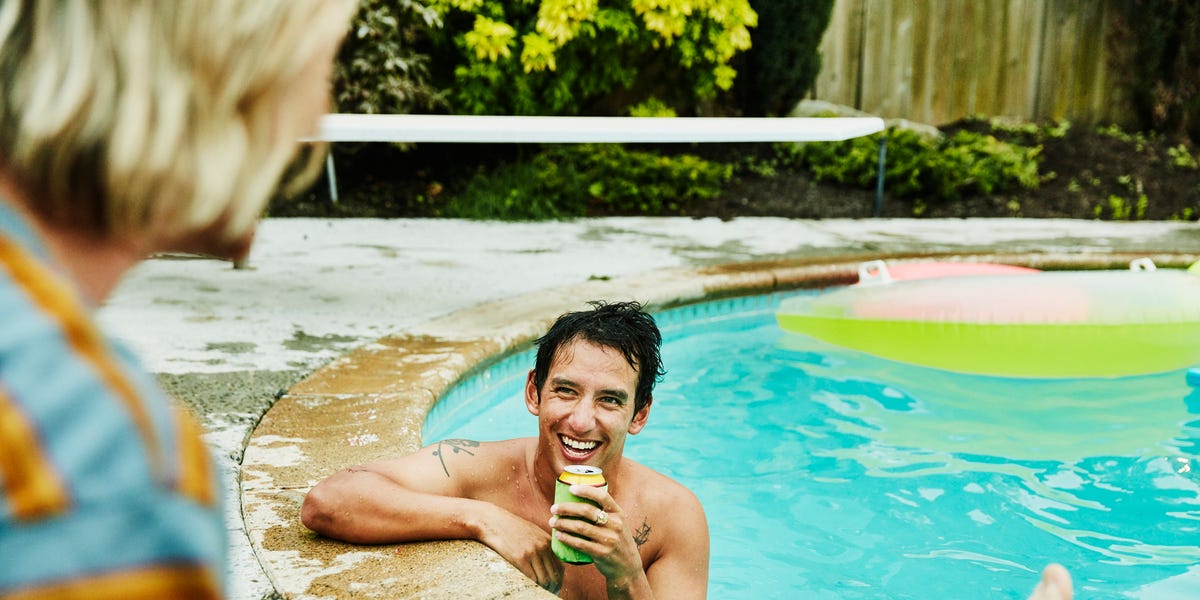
[560, 434, 600, 459]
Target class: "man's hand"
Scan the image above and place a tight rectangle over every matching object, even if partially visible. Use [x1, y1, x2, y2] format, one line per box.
[550, 484, 650, 596]
[476, 503, 564, 593]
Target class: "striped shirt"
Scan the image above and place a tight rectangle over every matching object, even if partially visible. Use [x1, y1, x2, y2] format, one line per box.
[0, 203, 226, 599]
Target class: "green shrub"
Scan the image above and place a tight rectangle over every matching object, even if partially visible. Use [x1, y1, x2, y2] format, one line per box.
[443, 144, 732, 220]
[332, 0, 446, 114]
[1168, 144, 1199, 170]
[730, 0, 835, 117]
[1098, 193, 1150, 220]
[423, 0, 757, 116]
[442, 160, 576, 220]
[780, 127, 1043, 203]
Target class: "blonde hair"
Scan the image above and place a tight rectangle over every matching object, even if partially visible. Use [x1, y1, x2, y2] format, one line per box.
[0, 0, 355, 248]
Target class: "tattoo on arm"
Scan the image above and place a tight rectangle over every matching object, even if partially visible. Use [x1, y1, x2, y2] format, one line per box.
[430, 439, 479, 477]
[633, 519, 651, 546]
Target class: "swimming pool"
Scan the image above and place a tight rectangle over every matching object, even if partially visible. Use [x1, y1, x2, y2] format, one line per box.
[423, 292, 1200, 598]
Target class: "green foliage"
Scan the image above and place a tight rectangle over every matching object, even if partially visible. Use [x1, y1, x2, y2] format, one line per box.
[989, 118, 1071, 141]
[735, 153, 777, 177]
[1096, 123, 1153, 151]
[443, 143, 732, 220]
[1099, 194, 1150, 220]
[423, 0, 757, 116]
[629, 98, 678, 117]
[779, 127, 1043, 203]
[332, 0, 446, 114]
[1168, 144, 1199, 169]
[443, 160, 574, 220]
[730, 0, 835, 117]
[1112, 195, 1132, 220]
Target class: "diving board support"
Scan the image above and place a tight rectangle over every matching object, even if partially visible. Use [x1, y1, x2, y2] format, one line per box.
[325, 152, 339, 204]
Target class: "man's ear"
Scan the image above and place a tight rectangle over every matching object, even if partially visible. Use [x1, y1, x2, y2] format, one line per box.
[628, 396, 652, 435]
[524, 369, 540, 416]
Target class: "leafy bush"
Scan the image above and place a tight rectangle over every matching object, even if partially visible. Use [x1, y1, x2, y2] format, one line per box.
[423, 0, 757, 116]
[1168, 144, 1199, 170]
[780, 127, 1043, 202]
[332, 0, 446, 114]
[731, 0, 835, 117]
[443, 143, 732, 220]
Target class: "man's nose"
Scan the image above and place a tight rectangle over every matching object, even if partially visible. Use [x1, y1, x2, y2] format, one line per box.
[565, 397, 597, 430]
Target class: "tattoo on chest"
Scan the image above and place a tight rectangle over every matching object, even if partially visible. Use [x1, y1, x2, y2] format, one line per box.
[430, 438, 479, 477]
[633, 519, 651, 546]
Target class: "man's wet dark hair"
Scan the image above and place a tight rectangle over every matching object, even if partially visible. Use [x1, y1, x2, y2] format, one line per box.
[532, 300, 665, 414]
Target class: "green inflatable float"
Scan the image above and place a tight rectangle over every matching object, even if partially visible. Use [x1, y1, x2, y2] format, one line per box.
[776, 259, 1200, 378]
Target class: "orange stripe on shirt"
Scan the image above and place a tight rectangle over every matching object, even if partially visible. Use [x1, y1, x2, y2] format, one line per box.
[2, 563, 221, 600]
[0, 387, 71, 520]
[174, 406, 216, 506]
[0, 236, 162, 476]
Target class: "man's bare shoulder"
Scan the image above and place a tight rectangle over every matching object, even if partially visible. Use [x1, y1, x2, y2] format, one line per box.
[410, 437, 535, 488]
[619, 458, 705, 516]
[419, 436, 531, 467]
[617, 458, 709, 572]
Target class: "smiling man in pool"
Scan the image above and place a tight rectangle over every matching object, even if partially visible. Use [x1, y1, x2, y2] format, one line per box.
[301, 300, 1077, 599]
[302, 300, 711, 598]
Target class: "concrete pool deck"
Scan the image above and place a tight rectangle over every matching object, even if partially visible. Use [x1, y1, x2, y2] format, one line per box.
[97, 217, 1200, 599]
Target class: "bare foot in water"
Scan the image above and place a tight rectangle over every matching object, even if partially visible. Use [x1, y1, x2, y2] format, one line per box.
[1028, 564, 1073, 600]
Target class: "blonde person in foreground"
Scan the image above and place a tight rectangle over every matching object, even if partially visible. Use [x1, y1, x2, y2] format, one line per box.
[302, 301, 1075, 600]
[0, 1, 353, 598]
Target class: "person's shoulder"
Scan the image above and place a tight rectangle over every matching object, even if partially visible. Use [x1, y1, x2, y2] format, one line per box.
[413, 437, 536, 497]
[418, 437, 534, 472]
[424, 436, 532, 456]
[622, 459, 704, 514]
[619, 459, 708, 566]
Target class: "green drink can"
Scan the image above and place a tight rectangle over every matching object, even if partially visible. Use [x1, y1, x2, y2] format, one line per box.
[551, 465, 607, 564]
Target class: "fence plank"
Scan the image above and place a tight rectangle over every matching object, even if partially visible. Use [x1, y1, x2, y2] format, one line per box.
[813, 0, 865, 107]
[814, 0, 1128, 127]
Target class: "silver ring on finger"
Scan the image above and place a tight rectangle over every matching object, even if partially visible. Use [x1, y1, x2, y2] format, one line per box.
[595, 510, 608, 526]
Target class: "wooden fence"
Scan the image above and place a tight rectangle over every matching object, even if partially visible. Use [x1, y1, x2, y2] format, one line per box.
[813, 0, 1132, 127]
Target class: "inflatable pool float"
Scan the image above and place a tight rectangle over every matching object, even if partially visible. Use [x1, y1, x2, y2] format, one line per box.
[777, 260, 1200, 378]
[856, 259, 1040, 285]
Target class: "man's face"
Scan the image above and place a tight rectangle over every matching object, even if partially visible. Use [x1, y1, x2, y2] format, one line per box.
[525, 339, 650, 474]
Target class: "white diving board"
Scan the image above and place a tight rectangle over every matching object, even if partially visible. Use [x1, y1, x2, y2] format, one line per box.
[309, 114, 886, 144]
[307, 114, 887, 204]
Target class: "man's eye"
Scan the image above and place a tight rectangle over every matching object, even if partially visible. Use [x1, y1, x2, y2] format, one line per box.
[600, 396, 622, 405]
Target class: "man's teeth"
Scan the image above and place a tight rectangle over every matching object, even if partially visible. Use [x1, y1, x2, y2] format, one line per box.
[562, 436, 598, 451]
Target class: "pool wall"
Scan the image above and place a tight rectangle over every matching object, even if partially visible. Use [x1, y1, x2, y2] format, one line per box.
[240, 251, 1199, 599]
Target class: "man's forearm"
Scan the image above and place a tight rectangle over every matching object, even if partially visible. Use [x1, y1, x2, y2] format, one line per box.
[301, 468, 488, 544]
[303, 467, 565, 592]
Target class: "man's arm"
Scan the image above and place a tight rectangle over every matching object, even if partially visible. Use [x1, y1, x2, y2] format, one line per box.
[301, 456, 481, 543]
[300, 440, 563, 591]
[642, 488, 709, 600]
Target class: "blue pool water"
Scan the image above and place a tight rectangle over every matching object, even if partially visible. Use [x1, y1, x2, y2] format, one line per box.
[423, 292, 1200, 599]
